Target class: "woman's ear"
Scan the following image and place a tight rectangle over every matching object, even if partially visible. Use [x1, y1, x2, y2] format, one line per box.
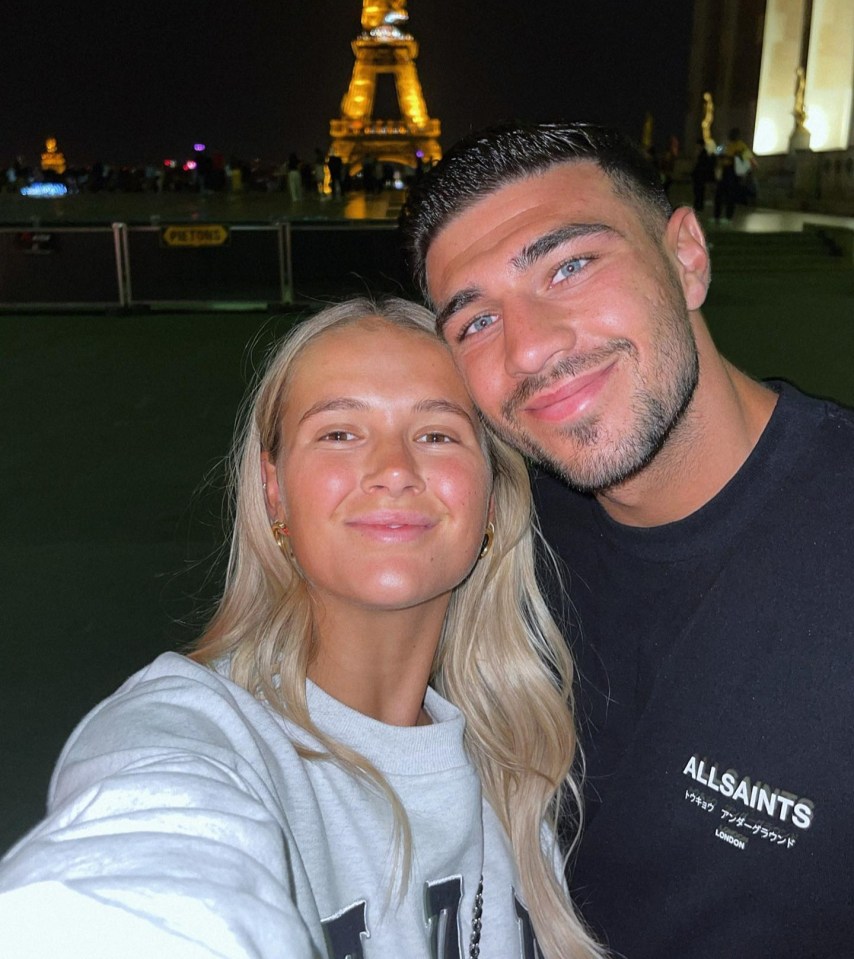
[260, 451, 284, 521]
[665, 207, 711, 311]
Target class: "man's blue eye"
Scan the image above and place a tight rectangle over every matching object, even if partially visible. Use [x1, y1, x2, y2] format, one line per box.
[460, 314, 496, 340]
[553, 257, 590, 283]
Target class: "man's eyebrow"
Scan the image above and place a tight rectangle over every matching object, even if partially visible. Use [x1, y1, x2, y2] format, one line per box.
[435, 288, 482, 336]
[434, 223, 620, 336]
[298, 397, 369, 424]
[511, 222, 620, 272]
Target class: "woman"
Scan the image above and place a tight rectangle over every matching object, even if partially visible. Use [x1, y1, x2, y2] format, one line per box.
[0, 299, 602, 959]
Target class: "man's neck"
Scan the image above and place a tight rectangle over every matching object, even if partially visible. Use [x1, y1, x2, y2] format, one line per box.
[596, 335, 778, 528]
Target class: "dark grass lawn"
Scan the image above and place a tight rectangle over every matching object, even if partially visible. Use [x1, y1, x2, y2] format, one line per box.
[1, 263, 852, 851]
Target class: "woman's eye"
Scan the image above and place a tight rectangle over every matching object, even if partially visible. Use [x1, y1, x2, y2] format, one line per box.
[320, 430, 355, 442]
[418, 432, 453, 444]
[459, 313, 497, 341]
[552, 256, 592, 285]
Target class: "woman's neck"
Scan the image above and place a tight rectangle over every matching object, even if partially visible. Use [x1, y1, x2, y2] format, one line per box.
[307, 598, 449, 726]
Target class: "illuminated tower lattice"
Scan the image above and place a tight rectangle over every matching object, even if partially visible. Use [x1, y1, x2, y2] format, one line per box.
[329, 0, 441, 175]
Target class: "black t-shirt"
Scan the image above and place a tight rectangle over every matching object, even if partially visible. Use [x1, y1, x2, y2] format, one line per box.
[533, 383, 854, 958]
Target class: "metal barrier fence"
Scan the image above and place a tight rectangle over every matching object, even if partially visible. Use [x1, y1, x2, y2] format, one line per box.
[0, 225, 126, 309]
[0, 220, 406, 311]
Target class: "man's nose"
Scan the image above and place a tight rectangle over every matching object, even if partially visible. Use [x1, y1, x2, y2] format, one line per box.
[502, 297, 577, 377]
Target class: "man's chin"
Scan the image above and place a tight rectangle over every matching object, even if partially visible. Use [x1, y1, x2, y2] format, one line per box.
[489, 416, 607, 491]
[492, 418, 659, 496]
[546, 449, 650, 496]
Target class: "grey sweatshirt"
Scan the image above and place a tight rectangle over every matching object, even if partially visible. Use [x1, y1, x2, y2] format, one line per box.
[0, 652, 547, 958]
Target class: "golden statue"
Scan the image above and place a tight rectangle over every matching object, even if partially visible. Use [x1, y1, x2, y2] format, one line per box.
[788, 65, 811, 151]
[40, 137, 67, 176]
[328, 0, 441, 181]
[793, 66, 807, 129]
[701, 91, 716, 152]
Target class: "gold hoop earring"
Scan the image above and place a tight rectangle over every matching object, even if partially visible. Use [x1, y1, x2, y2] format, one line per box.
[271, 520, 290, 556]
[479, 522, 495, 559]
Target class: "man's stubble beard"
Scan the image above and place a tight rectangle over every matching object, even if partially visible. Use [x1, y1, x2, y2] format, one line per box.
[493, 284, 700, 495]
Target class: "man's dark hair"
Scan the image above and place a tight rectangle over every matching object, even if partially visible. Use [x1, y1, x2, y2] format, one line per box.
[399, 120, 673, 298]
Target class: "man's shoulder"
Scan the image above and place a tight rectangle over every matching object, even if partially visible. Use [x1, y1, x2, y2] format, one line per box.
[773, 378, 853, 415]
[813, 390, 854, 437]
[772, 382, 854, 470]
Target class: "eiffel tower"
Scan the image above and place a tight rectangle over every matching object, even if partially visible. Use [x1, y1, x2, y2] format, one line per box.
[329, 0, 441, 177]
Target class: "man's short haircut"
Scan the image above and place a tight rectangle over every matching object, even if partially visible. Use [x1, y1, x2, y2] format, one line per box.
[399, 120, 674, 299]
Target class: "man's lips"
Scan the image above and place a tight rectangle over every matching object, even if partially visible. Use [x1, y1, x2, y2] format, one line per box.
[522, 360, 617, 423]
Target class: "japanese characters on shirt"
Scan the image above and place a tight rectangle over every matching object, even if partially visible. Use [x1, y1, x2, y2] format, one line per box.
[682, 753, 815, 852]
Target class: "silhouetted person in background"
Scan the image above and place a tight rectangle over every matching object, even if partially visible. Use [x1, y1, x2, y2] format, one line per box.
[714, 127, 755, 224]
[691, 138, 715, 212]
[287, 153, 302, 202]
[327, 153, 344, 199]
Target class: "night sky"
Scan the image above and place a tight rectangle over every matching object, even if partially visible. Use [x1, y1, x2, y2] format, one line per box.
[7, 0, 696, 168]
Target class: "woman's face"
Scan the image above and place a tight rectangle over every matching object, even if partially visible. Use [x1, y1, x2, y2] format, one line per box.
[263, 318, 493, 620]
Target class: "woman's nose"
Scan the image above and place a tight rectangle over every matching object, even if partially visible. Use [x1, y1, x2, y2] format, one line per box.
[361, 439, 426, 495]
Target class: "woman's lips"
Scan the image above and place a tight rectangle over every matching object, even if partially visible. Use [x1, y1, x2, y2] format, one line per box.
[347, 511, 436, 542]
[523, 360, 617, 423]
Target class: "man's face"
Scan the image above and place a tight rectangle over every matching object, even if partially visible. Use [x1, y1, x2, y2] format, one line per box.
[424, 162, 700, 493]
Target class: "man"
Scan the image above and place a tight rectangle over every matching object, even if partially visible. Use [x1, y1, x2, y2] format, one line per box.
[400, 122, 853, 958]
[714, 127, 757, 224]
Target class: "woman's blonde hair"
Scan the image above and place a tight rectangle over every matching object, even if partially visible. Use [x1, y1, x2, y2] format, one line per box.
[190, 297, 602, 959]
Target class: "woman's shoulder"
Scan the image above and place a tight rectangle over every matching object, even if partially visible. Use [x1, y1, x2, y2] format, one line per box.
[65, 652, 268, 746]
[125, 650, 247, 701]
[49, 652, 296, 809]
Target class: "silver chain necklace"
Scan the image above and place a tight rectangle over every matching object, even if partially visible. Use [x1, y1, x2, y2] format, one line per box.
[468, 874, 484, 959]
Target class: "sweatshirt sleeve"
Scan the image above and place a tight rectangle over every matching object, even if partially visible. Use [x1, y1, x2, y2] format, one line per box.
[0, 656, 320, 959]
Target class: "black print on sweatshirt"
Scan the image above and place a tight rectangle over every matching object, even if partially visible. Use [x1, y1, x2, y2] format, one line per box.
[320, 878, 542, 958]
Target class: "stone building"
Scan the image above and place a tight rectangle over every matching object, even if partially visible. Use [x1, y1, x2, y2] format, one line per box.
[684, 0, 853, 213]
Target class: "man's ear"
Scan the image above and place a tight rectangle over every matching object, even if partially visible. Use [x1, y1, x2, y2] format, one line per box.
[665, 207, 710, 311]
[261, 451, 284, 522]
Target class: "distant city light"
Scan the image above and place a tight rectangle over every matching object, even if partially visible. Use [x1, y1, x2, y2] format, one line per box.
[20, 183, 67, 197]
[183, 160, 198, 171]
[193, 143, 206, 152]
[163, 158, 177, 168]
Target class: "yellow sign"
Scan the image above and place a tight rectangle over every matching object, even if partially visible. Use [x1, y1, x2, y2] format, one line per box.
[161, 225, 230, 248]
